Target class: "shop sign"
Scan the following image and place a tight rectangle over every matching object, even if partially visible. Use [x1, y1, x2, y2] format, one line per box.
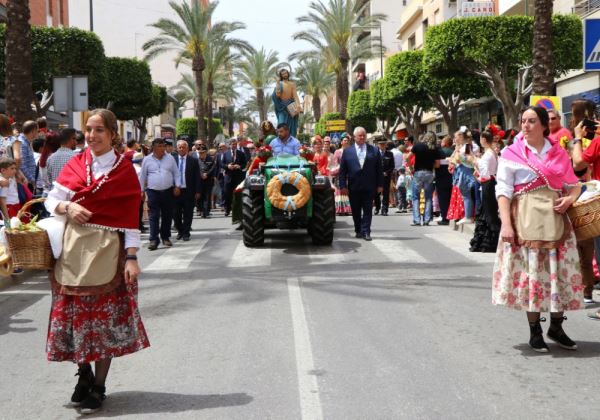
[459, 1, 495, 17]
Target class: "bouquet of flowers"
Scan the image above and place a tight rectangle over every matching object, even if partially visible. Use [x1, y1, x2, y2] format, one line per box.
[257, 145, 273, 161]
[299, 145, 315, 161]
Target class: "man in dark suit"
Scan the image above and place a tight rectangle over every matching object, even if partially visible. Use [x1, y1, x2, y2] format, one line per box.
[222, 138, 247, 217]
[172, 140, 201, 241]
[197, 145, 216, 218]
[374, 138, 395, 216]
[339, 127, 384, 241]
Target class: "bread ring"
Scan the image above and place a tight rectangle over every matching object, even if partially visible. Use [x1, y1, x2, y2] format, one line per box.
[266, 171, 311, 211]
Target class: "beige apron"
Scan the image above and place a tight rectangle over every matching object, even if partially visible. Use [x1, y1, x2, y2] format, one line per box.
[54, 223, 120, 287]
[514, 187, 567, 246]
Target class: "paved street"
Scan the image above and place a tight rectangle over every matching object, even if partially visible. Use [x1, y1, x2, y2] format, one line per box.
[1, 211, 599, 419]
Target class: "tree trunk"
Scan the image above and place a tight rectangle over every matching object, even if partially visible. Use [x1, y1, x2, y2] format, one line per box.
[338, 48, 350, 131]
[257, 88, 266, 123]
[193, 54, 207, 140]
[206, 80, 215, 146]
[430, 94, 461, 136]
[5, 0, 35, 127]
[227, 107, 235, 137]
[532, 0, 554, 95]
[312, 95, 321, 122]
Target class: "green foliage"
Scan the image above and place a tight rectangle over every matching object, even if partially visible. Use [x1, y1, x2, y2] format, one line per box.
[0, 24, 106, 104]
[369, 78, 396, 118]
[176, 117, 223, 139]
[384, 52, 433, 110]
[347, 90, 376, 133]
[102, 57, 153, 121]
[297, 133, 311, 144]
[424, 15, 582, 77]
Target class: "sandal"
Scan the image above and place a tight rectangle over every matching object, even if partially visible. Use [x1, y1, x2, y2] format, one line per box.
[69, 365, 94, 407]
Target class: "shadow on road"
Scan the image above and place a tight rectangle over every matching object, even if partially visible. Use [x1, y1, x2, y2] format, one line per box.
[75, 391, 253, 418]
[513, 341, 600, 358]
[0, 291, 46, 335]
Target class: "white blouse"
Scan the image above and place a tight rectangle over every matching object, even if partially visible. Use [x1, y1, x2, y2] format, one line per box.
[495, 140, 551, 200]
[477, 149, 498, 179]
[45, 150, 141, 249]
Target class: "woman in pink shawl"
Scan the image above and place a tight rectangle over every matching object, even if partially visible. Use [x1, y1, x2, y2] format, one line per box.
[492, 106, 583, 353]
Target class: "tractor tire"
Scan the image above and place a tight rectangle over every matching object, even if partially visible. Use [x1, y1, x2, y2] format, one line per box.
[242, 189, 265, 247]
[309, 188, 335, 245]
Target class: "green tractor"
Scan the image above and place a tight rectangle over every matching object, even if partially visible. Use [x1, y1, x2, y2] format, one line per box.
[241, 154, 335, 247]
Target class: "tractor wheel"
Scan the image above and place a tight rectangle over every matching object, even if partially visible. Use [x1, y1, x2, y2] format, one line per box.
[309, 188, 335, 245]
[242, 189, 265, 247]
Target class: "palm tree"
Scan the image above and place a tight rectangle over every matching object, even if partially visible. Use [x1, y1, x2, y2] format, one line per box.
[298, 111, 315, 135]
[291, 0, 385, 119]
[235, 48, 281, 123]
[296, 59, 336, 121]
[243, 92, 274, 122]
[143, 1, 245, 140]
[5, 0, 36, 125]
[171, 71, 238, 114]
[532, 0, 554, 95]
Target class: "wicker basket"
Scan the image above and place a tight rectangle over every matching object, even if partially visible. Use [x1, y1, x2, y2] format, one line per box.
[5, 198, 54, 270]
[567, 194, 600, 241]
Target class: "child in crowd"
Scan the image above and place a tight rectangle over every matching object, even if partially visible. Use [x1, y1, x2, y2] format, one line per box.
[0, 157, 20, 221]
[395, 167, 408, 212]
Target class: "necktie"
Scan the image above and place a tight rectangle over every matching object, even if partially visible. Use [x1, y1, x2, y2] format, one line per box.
[179, 157, 184, 186]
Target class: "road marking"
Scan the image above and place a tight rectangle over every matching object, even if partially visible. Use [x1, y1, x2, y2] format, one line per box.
[307, 241, 346, 265]
[144, 239, 209, 272]
[424, 233, 497, 264]
[370, 238, 428, 263]
[287, 277, 323, 420]
[227, 242, 272, 267]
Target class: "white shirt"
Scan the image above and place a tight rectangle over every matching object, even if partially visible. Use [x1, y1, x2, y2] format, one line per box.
[477, 149, 498, 179]
[45, 150, 141, 249]
[460, 142, 481, 156]
[354, 143, 367, 167]
[0, 176, 19, 205]
[392, 148, 404, 170]
[496, 139, 552, 200]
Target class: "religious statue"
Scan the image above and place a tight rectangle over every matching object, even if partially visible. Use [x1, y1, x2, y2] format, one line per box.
[272, 66, 303, 137]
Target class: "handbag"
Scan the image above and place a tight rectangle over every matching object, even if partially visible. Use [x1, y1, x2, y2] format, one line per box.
[516, 187, 564, 242]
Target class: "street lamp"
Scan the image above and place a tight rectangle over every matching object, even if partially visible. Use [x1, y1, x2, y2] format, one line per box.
[351, 23, 384, 79]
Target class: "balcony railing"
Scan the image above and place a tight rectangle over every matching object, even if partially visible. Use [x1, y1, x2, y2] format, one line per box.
[572, 0, 600, 17]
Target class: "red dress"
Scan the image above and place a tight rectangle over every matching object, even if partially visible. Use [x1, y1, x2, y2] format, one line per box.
[446, 185, 465, 220]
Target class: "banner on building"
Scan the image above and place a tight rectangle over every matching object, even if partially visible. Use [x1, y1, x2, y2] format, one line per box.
[459, 1, 495, 17]
[530, 95, 561, 112]
[584, 19, 600, 71]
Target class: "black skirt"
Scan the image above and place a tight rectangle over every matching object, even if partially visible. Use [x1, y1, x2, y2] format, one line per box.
[470, 178, 500, 252]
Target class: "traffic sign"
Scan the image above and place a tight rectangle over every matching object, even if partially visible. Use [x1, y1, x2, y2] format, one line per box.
[584, 19, 600, 71]
[325, 119, 346, 131]
[530, 95, 561, 111]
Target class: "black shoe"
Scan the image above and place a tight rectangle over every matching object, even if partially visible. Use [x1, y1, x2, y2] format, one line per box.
[69, 365, 94, 407]
[80, 384, 106, 414]
[437, 220, 450, 226]
[363, 234, 372, 241]
[547, 316, 577, 350]
[201, 215, 207, 219]
[182, 236, 191, 241]
[176, 234, 183, 240]
[355, 233, 364, 239]
[382, 213, 388, 216]
[410, 223, 421, 226]
[225, 212, 230, 217]
[148, 241, 158, 251]
[423, 222, 429, 226]
[374, 210, 379, 215]
[235, 224, 243, 231]
[529, 318, 549, 353]
[162, 239, 173, 247]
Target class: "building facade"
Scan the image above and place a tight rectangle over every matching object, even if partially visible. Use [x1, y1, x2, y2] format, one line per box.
[0, 0, 68, 26]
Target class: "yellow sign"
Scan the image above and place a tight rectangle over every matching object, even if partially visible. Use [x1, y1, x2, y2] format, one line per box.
[325, 120, 346, 131]
[530, 96, 561, 112]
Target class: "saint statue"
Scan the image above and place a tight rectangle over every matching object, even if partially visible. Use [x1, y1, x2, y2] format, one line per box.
[272, 67, 303, 137]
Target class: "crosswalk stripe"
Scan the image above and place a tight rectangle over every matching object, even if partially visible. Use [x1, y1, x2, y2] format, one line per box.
[424, 232, 496, 264]
[144, 238, 209, 272]
[370, 238, 428, 263]
[227, 241, 272, 267]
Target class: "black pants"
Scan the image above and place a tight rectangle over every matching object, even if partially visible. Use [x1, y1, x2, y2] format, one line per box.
[138, 199, 145, 230]
[435, 168, 453, 221]
[349, 189, 375, 235]
[374, 176, 391, 214]
[147, 188, 174, 242]
[397, 186, 407, 210]
[224, 176, 244, 214]
[198, 180, 214, 217]
[173, 189, 195, 237]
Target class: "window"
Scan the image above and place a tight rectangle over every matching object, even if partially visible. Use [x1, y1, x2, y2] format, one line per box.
[435, 123, 442, 134]
[408, 34, 416, 51]
[422, 19, 429, 37]
[434, 9, 440, 24]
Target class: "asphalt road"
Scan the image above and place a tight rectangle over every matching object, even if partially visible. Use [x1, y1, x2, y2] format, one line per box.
[1, 210, 599, 419]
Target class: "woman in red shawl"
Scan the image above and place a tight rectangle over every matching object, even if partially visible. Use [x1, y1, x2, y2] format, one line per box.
[44, 109, 149, 414]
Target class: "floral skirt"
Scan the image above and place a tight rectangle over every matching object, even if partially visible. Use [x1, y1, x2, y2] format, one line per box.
[492, 231, 584, 312]
[335, 188, 352, 215]
[446, 186, 465, 220]
[47, 280, 150, 363]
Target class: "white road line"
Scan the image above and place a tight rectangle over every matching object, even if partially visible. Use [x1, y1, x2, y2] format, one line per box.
[227, 242, 272, 267]
[370, 238, 428, 263]
[144, 239, 209, 272]
[424, 233, 497, 264]
[287, 277, 323, 420]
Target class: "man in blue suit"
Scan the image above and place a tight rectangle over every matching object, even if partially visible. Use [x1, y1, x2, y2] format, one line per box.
[339, 127, 384, 241]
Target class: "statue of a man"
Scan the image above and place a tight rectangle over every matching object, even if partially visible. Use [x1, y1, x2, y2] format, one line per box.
[272, 67, 302, 137]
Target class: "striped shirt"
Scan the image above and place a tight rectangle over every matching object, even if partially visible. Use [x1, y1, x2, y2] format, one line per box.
[18, 134, 37, 183]
[47, 147, 76, 188]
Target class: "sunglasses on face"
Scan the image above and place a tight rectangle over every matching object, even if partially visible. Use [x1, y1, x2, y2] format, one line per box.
[549, 117, 558, 121]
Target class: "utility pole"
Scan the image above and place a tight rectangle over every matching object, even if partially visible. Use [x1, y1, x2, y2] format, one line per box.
[89, 0, 94, 32]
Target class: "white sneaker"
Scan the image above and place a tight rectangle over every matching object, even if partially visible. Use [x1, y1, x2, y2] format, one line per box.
[457, 218, 472, 225]
[584, 297, 594, 304]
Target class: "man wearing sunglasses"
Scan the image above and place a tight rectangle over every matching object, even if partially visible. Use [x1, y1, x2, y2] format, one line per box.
[547, 109, 572, 144]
